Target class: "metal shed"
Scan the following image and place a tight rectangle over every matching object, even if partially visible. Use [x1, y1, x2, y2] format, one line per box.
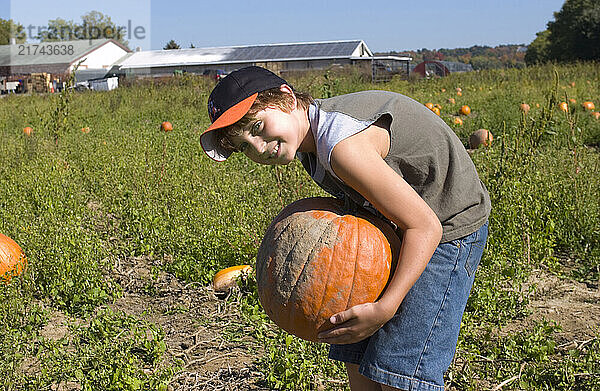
[110, 40, 411, 81]
[411, 60, 473, 78]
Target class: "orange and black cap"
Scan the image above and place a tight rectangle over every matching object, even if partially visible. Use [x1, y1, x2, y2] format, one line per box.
[201, 66, 289, 161]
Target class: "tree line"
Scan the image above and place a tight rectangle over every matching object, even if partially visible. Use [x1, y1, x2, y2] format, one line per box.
[377, 45, 527, 71]
[0, 11, 128, 46]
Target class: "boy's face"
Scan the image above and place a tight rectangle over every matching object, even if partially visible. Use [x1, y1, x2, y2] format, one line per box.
[229, 86, 311, 165]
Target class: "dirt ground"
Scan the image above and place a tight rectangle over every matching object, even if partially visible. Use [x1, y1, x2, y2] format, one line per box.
[508, 267, 600, 347]
[36, 253, 600, 391]
[108, 255, 268, 390]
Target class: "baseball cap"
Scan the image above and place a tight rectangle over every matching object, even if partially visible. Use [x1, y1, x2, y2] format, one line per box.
[201, 66, 289, 161]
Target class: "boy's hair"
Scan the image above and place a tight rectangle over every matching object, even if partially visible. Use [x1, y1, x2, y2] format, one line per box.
[216, 87, 313, 153]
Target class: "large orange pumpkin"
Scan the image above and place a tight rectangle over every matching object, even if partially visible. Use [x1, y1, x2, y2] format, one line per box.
[0, 233, 27, 283]
[256, 197, 400, 342]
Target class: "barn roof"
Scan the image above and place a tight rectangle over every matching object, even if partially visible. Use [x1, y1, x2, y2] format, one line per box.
[117, 40, 374, 69]
[0, 39, 130, 67]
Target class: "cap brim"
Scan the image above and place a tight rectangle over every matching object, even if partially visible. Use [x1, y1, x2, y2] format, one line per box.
[200, 93, 258, 162]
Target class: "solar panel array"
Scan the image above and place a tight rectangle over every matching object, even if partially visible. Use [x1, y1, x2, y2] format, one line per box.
[223, 41, 363, 61]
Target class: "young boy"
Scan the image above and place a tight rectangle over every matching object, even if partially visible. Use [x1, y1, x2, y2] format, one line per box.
[200, 66, 491, 391]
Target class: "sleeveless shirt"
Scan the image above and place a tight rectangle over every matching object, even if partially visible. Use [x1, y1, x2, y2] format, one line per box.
[296, 90, 491, 243]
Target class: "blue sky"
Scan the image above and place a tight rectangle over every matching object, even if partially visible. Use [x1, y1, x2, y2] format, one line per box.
[2, 0, 564, 52]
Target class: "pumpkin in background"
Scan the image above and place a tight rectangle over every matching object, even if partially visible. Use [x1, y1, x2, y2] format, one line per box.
[453, 117, 463, 126]
[469, 129, 494, 149]
[459, 105, 471, 115]
[559, 102, 569, 112]
[212, 265, 252, 293]
[582, 101, 595, 111]
[569, 98, 577, 104]
[161, 121, 173, 132]
[23, 127, 33, 136]
[448, 98, 456, 105]
[256, 197, 401, 342]
[0, 233, 27, 283]
[520, 103, 530, 114]
[591, 112, 600, 120]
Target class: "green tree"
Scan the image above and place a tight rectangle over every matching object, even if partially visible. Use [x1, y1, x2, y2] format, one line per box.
[0, 18, 26, 44]
[36, 18, 77, 41]
[37, 11, 129, 47]
[163, 40, 181, 50]
[525, 30, 551, 65]
[546, 0, 600, 61]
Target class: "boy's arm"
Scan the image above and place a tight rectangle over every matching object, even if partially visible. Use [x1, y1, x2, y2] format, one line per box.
[317, 122, 443, 345]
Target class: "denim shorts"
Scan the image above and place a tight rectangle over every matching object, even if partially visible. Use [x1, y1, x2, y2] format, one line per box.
[329, 221, 489, 390]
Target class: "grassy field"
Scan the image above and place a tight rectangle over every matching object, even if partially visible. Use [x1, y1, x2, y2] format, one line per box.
[0, 62, 599, 390]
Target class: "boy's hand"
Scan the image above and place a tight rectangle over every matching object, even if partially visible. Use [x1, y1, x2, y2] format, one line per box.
[316, 301, 395, 344]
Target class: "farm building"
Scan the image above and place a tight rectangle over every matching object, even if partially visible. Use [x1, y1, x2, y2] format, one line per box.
[109, 40, 412, 81]
[0, 39, 130, 76]
[411, 60, 473, 78]
[0, 39, 131, 92]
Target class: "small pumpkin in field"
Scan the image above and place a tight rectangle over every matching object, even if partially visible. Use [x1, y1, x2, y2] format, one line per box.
[0, 233, 27, 283]
[425, 102, 434, 110]
[469, 129, 494, 149]
[256, 197, 400, 342]
[457, 91, 463, 97]
[559, 102, 569, 112]
[459, 105, 471, 115]
[161, 121, 173, 132]
[432, 107, 441, 116]
[569, 98, 577, 104]
[453, 117, 463, 126]
[81, 127, 90, 134]
[23, 127, 33, 136]
[582, 101, 595, 111]
[520, 103, 530, 114]
[591, 111, 600, 120]
[212, 265, 252, 292]
[448, 98, 456, 104]
[456, 87, 462, 93]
